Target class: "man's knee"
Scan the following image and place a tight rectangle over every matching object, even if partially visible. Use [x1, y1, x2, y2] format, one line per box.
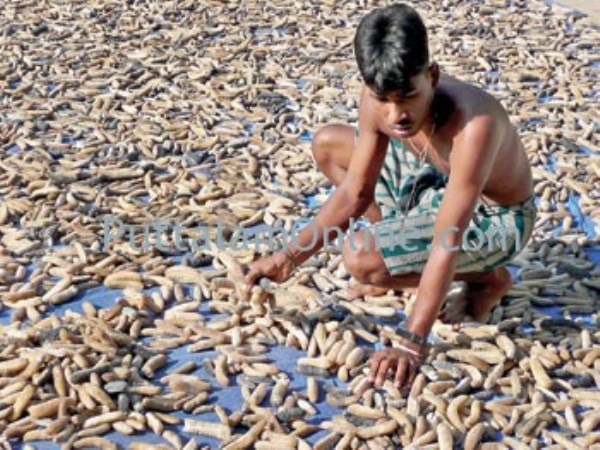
[311, 125, 339, 167]
[342, 230, 383, 284]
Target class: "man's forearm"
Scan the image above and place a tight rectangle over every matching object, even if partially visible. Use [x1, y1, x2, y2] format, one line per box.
[406, 249, 458, 337]
[284, 188, 367, 265]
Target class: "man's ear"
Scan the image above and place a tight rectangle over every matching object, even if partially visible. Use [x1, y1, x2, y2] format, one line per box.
[429, 62, 440, 88]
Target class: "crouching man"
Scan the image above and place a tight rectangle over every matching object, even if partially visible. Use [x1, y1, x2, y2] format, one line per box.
[244, 4, 536, 389]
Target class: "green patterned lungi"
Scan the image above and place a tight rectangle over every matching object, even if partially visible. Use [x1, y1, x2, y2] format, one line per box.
[366, 137, 537, 276]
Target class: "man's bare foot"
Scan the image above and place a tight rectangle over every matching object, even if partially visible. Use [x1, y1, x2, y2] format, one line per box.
[464, 266, 513, 321]
[439, 283, 469, 329]
[439, 267, 513, 329]
[342, 282, 390, 299]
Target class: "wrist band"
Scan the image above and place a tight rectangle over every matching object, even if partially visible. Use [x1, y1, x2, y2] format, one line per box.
[396, 343, 423, 358]
[396, 325, 428, 348]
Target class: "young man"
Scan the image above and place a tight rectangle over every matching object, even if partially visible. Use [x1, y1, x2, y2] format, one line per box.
[244, 4, 536, 389]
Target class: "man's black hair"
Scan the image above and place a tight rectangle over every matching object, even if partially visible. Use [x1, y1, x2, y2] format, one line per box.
[354, 4, 430, 98]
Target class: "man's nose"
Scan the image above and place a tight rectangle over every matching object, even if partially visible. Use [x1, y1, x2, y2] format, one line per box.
[387, 104, 408, 125]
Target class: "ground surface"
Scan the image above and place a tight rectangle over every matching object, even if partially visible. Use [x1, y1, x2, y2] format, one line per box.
[555, 0, 600, 22]
[0, 0, 598, 449]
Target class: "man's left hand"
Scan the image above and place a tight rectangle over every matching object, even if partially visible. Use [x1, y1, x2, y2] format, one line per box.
[368, 344, 424, 389]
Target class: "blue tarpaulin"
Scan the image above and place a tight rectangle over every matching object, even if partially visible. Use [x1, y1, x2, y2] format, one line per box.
[3, 179, 597, 449]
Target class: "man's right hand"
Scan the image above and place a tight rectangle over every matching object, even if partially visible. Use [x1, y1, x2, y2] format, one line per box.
[243, 251, 294, 296]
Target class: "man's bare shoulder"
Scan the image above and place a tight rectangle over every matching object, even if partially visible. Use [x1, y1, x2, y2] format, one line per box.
[441, 75, 532, 205]
[440, 75, 507, 130]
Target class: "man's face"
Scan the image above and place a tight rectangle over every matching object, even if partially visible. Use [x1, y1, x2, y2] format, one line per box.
[371, 67, 437, 138]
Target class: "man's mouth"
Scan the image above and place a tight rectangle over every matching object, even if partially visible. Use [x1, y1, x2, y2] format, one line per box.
[391, 123, 412, 133]
[391, 121, 412, 130]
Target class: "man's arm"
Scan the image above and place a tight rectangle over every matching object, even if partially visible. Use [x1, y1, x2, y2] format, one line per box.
[286, 87, 389, 266]
[244, 87, 389, 289]
[406, 115, 502, 337]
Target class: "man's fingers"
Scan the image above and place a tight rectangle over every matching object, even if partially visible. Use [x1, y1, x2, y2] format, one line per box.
[243, 268, 252, 284]
[406, 363, 418, 387]
[394, 358, 408, 388]
[244, 268, 259, 293]
[368, 353, 383, 383]
[375, 359, 390, 386]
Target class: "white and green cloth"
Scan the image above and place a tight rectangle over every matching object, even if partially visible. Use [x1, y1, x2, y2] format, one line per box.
[367, 137, 537, 275]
